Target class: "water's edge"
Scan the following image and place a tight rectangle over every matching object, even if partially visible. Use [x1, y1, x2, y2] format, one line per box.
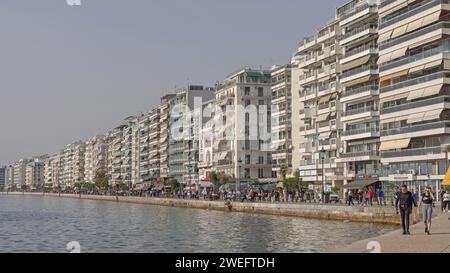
[0, 192, 401, 225]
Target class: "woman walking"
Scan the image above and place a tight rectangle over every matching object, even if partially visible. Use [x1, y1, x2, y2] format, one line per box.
[419, 187, 434, 235]
[443, 190, 450, 213]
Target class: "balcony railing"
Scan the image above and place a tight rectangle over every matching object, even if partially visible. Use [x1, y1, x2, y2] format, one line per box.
[342, 64, 378, 78]
[380, 40, 450, 70]
[342, 85, 379, 98]
[381, 72, 450, 94]
[341, 151, 380, 158]
[381, 121, 450, 136]
[380, 22, 450, 51]
[342, 24, 377, 40]
[343, 127, 379, 136]
[342, 106, 378, 117]
[382, 146, 442, 158]
[343, 43, 378, 59]
[380, 0, 449, 29]
[381, 96, 450, 115]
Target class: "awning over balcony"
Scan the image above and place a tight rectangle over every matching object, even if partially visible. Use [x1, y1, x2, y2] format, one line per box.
[379, 1, 408, 21]
[343, 75, 372, 86]
[380, 138, 411, 151]
[316, 113, 330, 123]
[343, 179, 379, 190]
[341, 55, 371, 72]
[378, 48, 408, 65]
[318, 94, 332, 104]
[380, 68, 409, 82]
[407, 109, 443, 124]
[407, 84, 442, 101]
[319, 132, 331, 140]
[380, 91, 410, 104]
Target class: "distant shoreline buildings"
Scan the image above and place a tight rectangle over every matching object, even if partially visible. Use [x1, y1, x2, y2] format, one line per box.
[2, 0, 450, 194]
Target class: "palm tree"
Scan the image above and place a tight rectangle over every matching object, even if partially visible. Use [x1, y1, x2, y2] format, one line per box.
[279, 165, 288, 182]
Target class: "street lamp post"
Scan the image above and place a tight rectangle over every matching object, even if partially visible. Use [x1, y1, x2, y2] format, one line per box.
[237, 159, 242, 193]
[320, 146, 326, 203]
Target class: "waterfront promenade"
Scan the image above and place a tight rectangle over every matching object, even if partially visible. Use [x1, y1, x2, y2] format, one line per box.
[332, 212, 450, 253]
[0, 192, 402, 224]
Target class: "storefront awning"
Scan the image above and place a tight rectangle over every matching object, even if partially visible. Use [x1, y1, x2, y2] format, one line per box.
[343, 179, 379, 190]
[380, 138, 411, 151]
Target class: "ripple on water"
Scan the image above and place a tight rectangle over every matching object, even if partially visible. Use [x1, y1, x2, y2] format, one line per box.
[0, 195, 397, 253]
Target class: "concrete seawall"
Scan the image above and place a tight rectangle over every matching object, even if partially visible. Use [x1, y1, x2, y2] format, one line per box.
[0, 192, 402, 225]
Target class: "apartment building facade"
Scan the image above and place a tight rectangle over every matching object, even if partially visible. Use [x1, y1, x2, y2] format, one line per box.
[159, 95, 175, 179]
[292, 16, 345, 190]
[168, 85, 215, 184]
[377, 0, 450, 190]
[337, 0, 382, 187]
[25, 158, 46, 189]
[61, 142, 86, 188]
[271, 65, 293, 178]
[44, 152, 63, 189]
[13, 158, 31, 189]
[84, 134, 108, 183]
[214, 68, 273, 184]
[0, 166, 5, 190]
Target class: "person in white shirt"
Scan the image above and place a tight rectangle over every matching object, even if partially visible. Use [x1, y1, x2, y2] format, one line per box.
[443, 190, 450, 213]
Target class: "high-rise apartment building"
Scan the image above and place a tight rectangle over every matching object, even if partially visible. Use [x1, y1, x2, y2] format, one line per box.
[84, 135, 108, 183]
[292, 16, 344, 190]
[214, 68, 273, 183]
[337, 1, 382, 187]
[25, 157, 46, 189]
[377, 0, 450, 189]
[0, 166, 6, 190]
[271, 64, 293, 178]
[168, 85, 215, 184]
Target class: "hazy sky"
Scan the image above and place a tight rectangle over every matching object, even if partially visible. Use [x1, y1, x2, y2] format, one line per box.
[0, 0, 343, 164]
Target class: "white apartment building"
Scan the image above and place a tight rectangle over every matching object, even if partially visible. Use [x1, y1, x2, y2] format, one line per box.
[198, 99, 215, 186]
[84, 134, 108, 183]
[336, 0, 382, 187]
[61, 142, 86, 188]
[377, 0, 450, 191]
[0, 166, 6, 190]
[44, 152, 63, 189]
[25, 157, 46, 189]
[13, 158, 31, 189]
[168, 85, 215, 184]
[214, 68, 273, 184]
[159, 94, 175, 179]
[271, 64, 293, 178]
[292, 16, 345, 190]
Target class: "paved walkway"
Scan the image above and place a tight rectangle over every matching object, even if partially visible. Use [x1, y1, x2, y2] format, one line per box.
[333, 212, 450, 253]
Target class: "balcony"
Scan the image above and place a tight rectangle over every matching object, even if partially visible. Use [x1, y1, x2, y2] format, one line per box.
[380, 40, 450, 71]
[382, 146, 442, 158]
[341, 64, 378, 84]
[342, 127, 380, 141]
[380, 22, 450, 51]
[381, 96, 450, 115]
[342, 106, 378, 120]
[341, 85, 379, 102]
[342, 43, 378, 61]
[381, 121, 450, 137]
[380, 0, 449, 30]
[381, 72, 450, 94]
[337, 151, 380, 163]
[341, 24, 378, 46]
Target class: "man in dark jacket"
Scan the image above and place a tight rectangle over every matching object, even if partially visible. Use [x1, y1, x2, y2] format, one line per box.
[395, 185, 418, 235]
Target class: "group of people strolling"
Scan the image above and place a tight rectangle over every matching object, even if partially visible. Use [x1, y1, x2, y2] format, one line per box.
[394, 185, 450, 236]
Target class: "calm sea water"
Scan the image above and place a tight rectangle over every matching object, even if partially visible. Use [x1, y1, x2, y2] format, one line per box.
[0, 195, 396, 253]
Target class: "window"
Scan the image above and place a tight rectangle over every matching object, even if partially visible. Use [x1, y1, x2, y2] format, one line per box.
[259, 100, 265, 106]
[258, 156, 264, 164]
[258, 168, 264, 178]
[245, 100, 251, 107]
[258, 87, 264, 97]
[245, 155, 251, 164]
[244, 87, 251, 96]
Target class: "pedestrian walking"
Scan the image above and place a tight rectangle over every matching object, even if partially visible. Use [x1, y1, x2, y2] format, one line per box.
[376, 188, 384, 206]
[347, 190, 354, 206]
[443, 190, 450, 213]
[395, 185, 418, 235]
[367, 188, 374, 206]
[419, 187, 434, 235]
